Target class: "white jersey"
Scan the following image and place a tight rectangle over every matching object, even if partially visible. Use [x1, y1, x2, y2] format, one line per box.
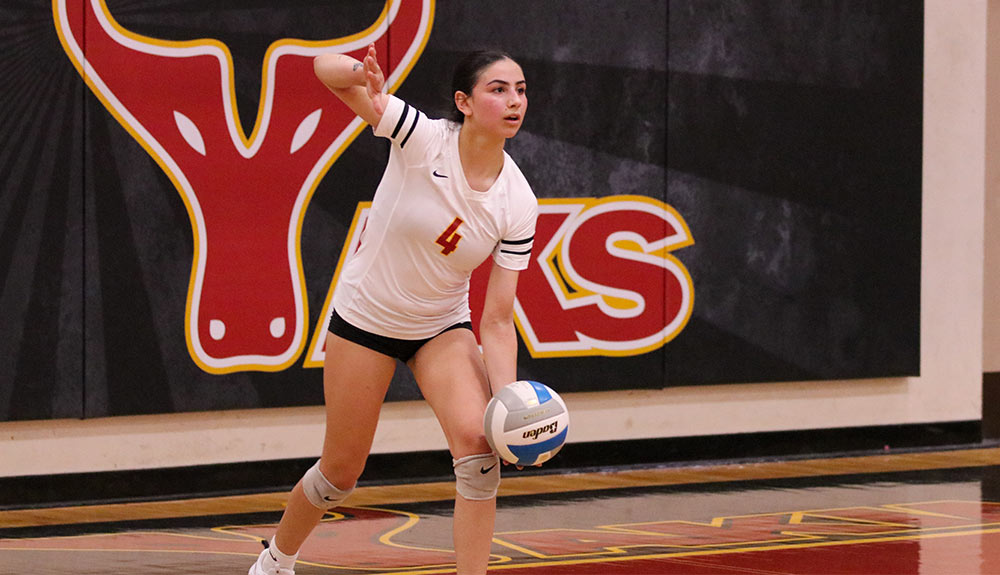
[333, 95, 538, 339]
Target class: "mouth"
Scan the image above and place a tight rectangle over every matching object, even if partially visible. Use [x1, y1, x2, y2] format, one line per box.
[504, 114, 521, 123]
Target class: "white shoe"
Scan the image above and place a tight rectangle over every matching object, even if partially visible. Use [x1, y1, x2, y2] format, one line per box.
[248, 544, 295, 575]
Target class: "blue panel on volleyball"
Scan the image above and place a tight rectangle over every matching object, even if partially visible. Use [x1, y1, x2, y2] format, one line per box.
[527, 380, 552, 403]
[508, 426, 569, 465]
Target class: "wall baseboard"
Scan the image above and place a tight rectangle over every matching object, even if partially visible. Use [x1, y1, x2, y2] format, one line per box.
[0, 421, 982, 510]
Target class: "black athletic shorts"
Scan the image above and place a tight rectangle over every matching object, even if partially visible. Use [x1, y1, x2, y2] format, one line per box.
[327, 309, 473, 363]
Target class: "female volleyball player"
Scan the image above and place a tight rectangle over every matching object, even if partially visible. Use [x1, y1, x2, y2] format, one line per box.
[248, 44, 537, 575]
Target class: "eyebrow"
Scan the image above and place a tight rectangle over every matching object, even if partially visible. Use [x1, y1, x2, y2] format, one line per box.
[486, 79, 527, 86]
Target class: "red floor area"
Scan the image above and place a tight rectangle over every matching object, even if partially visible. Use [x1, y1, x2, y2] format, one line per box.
[494, 531, 1000, 574]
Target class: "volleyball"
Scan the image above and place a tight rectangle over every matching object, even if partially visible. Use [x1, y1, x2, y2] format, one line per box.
[484, 380, 569, 466]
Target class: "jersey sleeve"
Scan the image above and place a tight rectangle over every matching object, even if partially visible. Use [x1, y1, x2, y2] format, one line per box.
[492, 193, 538, 271]
[372, 95, 439, 166]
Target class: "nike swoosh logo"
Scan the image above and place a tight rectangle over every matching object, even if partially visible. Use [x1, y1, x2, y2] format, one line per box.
[433, 170, 448, 178]
[480, 464, 497, 474]
[323, 495, 338, 501]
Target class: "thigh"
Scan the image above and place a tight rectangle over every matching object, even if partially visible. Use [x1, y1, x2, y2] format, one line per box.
[408, 328, 492, 459]
[319, 332, 397, 485]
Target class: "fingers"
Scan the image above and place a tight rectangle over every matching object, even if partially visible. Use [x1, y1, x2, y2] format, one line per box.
[364, 44, 382, 79]
[501, 460, 542, 471]
[363, 50, 386, 116]
[363, 43, 385, 98]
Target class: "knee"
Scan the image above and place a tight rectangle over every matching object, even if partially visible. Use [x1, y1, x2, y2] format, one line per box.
[301, 460, 355, 510]
[318, 439, 371, 488]
[318, 456, 365, 490]
[453, 453, 500, 501]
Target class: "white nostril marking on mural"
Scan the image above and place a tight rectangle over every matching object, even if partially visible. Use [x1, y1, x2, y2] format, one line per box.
[174, 110, 206, 156]
[209, 319, 226, 341]
[270, 317, 286, 339]
[290, 109, 322, 154]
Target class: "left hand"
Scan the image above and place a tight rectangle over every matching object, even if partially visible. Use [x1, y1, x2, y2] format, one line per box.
[363, 43, 387, 115]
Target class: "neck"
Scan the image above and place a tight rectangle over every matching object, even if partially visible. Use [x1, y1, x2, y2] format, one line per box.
[458, 123, 505, 191]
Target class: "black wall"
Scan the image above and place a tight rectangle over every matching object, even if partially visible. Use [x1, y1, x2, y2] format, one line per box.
[0, 0, 921, 421]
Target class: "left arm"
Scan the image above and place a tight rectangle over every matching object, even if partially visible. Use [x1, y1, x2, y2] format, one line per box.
[314, 44, 387, 127]
[479, 262, 521, 395]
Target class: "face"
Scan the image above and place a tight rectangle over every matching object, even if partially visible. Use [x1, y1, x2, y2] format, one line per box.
[458, 58, 527, 138]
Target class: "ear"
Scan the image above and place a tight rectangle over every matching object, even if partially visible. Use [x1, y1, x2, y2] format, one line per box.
[454, 91, 472, 118]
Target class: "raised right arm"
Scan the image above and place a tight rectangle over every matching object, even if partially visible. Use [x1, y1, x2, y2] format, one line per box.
[313, 43, 387, 127]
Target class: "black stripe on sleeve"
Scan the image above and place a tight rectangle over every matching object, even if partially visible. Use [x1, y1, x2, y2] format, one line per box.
[400, 111, 420, 148]
[501, 248, 532, 255]
[391, 103, 410, 139]
[501, 236, 534, 245]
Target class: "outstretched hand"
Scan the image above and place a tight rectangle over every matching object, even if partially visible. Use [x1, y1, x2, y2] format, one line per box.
[364, 43, 387, 116]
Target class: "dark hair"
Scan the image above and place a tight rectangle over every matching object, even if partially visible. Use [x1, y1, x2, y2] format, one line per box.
[449, 50, 516, 123]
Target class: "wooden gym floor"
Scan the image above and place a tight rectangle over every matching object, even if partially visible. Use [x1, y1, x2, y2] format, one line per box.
[4, 446, 1000, 574]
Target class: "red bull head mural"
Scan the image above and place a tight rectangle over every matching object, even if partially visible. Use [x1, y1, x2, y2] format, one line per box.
[53, 0, 433, 373]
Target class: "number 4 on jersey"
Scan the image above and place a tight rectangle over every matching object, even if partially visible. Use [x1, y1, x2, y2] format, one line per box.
[436, 217, 464, 255]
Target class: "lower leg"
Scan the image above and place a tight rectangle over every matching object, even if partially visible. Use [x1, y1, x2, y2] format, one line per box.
[453, 495, 497, 574]
[272, 482, 330, 555]
[250, 469, 351, 575]
[273, 458, 355, 555]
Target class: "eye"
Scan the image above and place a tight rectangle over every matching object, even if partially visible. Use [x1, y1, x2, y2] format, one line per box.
[517, 86, 526, 95]
[174, 111, 206, 156]
[290, 109, 322, 154]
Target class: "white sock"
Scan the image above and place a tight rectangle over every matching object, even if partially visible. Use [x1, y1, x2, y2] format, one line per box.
[268, 536, 298, 569]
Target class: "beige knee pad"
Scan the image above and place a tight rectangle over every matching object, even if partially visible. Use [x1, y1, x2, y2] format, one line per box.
[453, 453, 501, 500]
[301, 460, 354, 510]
